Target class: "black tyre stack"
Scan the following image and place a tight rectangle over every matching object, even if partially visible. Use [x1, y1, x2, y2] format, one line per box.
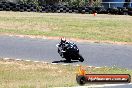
[26, 4, 31, 12]
[45, 5, 48, 13]
[0, 3, 3, 11]
[72, 6, 79, 13]
[23, 4, 27, 12]
[5, 3, 11, 11]
[67, 6, 72, 13]
[85, 7, 90, 14]
[18, 4, 24, 12]
[96, 6, 107, 14]
[95, 7, 103, 14]
[56, 5, 60, 13]
[1, 2, 6, 11]
[31, 4, 37, 12]
[62, 6, 67, 13]
[38, 5, 44, 13]
[127, 7, 132, 15]
[107, 7, 118, 15]
[51, 5, 57, 13]
[0, 1, 132, 16]
[88, 7, 95, 14]
[39, 5, 51, 13]
[56, 5, 65, 13]
[65, 6, 70, 13]
[9, 2, 17, 11]
[117, 7, 128, 15]
[15, 4, 20, 11]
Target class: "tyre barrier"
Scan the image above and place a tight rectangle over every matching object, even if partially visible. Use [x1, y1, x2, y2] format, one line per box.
[127, 7, 132, 15]
[0, 1, 132, 16]
[0, 4, 3, 11]
[107, 7, 119, 15]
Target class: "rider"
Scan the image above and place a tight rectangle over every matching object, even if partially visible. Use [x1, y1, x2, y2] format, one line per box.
[59, 37, 67, 51]
[58, 37, 69, 57]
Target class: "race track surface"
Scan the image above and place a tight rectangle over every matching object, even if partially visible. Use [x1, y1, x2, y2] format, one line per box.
[0, 35, 132, 69]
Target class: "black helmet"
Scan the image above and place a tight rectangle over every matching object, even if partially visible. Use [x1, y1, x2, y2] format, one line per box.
[61, 37, 66, 43]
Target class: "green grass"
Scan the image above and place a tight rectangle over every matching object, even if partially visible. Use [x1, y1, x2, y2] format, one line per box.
[0, 11, 132, 43]
[0, 58, 132, 88]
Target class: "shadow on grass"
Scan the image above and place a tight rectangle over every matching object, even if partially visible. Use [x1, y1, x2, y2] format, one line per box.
[52, 60, 79, 63]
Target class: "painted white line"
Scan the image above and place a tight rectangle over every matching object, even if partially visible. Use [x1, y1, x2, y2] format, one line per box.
[86, 66, 97, 68]
[73, 64, 101, 69]
[95, 67, 102, 68]
[51, 63, 57, 65]
[62, 64, 69, 66]
[103, 83, 132, 87]
[75, 64, 80, 66]
[15, 59, 22, 61]
[54, 83, 132, 88]
[25, 60, 31, 62]
[88, 66, 93, 68]
[18, 35, 24, 38]
[42, 62, 49, 64]
[9, 35, 13, 37]
[4, 58, 10, 60]
[2, 57, 101, 69]
[29, 36, 35, 38]
[42, 36, 47, 39]
[73, 64, 80, 67]
[34, 61, 40, 63]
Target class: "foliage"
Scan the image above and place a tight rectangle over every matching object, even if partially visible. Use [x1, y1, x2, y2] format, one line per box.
[1, 0, 102, 7]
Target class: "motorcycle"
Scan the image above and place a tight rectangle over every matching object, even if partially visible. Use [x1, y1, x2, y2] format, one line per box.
[56, 42, 84, 62]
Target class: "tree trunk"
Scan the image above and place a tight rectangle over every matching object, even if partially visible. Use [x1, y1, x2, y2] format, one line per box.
[89, 0, 93, 6]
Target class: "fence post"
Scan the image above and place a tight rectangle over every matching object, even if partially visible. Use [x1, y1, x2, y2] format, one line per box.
[109, 2, 110, 8]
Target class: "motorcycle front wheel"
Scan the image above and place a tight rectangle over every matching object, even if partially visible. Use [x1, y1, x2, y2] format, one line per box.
[78, 54, 84, 62]
[64, 53, 71, 62]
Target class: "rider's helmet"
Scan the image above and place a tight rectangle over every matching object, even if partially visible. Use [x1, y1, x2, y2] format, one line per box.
[61, 37, 66, 43]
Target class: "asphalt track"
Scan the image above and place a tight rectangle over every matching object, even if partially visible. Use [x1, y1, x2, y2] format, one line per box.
[0, 35, 132, 88]
[0, 35, 132, 69]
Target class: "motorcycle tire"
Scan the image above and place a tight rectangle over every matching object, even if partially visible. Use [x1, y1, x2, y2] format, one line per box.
[79, 54, 84, 62]
[64, 54, 71, 62]
[58, 48, 62, 56]
[66, 58, 71, 62]
[58, 48, 60, 53]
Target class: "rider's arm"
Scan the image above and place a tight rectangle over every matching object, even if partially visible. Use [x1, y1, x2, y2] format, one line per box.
[58, 42, 62, 47]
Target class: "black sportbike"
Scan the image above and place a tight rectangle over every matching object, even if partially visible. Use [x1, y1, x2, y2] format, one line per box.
[56, 42, 84, 62]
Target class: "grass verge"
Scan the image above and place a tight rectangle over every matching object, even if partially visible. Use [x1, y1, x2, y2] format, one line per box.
[0, 58, 132, 88]
[0, 12, 132, 43]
